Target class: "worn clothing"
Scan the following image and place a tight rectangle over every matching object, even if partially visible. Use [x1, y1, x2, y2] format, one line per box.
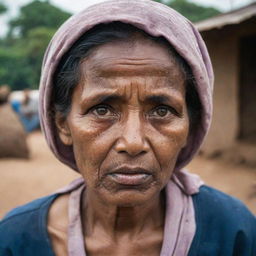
[1, 182, 255, 256]
[67, 179, 197, 256]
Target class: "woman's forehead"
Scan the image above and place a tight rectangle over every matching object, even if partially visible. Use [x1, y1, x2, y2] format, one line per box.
[80, 36, 185, 86]
[84, 34, 177, 66]
[75, 46, 186, 103]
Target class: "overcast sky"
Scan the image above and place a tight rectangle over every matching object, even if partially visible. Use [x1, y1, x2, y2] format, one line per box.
[0, 0, 254, 36]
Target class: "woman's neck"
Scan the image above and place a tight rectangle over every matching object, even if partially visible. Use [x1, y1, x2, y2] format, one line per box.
[81, 189, 165, 240]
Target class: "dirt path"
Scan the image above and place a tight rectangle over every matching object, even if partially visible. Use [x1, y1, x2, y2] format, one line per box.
[0, 132, 255, 218]
[189, 154, 256, 214]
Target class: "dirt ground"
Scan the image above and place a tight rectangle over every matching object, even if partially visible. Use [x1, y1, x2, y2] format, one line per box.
[0, 131, 255, 218]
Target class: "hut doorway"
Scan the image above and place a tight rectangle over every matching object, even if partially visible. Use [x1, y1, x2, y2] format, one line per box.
[239, 35, 256, 144]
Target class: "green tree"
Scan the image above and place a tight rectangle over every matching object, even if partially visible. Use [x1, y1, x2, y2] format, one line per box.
[9, 0, 71, 37]
[0, 0, 71, 90]
[0, 46, 32, 90]
[155, 0, 221, 22]
[0, 2, 7, 14]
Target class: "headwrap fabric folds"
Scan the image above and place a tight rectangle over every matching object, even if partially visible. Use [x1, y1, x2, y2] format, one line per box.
[39, 0, 213, 176]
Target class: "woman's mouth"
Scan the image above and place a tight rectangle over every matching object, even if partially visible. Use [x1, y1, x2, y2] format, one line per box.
[106, 166, 153, 186]
[108, 173, 152, 185]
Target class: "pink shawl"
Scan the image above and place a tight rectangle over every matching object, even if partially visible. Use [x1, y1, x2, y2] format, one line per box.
[57, 174, 203, 256]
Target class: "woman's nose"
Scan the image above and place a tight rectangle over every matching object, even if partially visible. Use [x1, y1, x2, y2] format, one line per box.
[114, 112, 150, 157]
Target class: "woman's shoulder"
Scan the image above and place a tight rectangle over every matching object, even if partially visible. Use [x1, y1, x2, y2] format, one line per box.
[0, 179, 83, 255]
[0, 194, 58, 256]
[1, 194, 57, 221]
[189, 185, 256, 256]
[194, 185, 255, 220]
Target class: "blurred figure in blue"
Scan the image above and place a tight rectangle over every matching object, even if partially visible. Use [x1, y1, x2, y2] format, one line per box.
[12, 89, 40, 132]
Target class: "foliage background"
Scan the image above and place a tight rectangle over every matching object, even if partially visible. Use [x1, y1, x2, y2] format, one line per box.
[0, 0, 71, 90]
[0, 0, 220, 90]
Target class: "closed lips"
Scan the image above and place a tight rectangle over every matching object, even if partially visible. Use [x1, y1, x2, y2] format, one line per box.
[106, 167, 153, 186]
[107, 166, 152, 175]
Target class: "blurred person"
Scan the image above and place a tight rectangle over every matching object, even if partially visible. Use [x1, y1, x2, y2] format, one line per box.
[12, 89, 40, 132]
[0, 1, 255, 256]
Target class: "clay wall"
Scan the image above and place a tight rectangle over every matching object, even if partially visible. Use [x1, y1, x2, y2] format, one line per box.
[200, 18, 256, 157]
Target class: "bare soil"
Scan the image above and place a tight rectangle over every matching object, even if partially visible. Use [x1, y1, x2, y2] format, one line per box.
[0, 132, 255, 218]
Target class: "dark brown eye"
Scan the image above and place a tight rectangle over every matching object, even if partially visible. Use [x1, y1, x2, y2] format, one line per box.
[94, 106, 109, 116]
[152, 106, 172, 117]
[156, 107, 169, 117]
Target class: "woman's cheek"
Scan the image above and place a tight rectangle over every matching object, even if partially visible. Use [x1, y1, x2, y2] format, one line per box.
[151, 119, 189, 167]
[70, 116, 117, 177]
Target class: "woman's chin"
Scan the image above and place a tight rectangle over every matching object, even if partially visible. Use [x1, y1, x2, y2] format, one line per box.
[94, 185, 161, 207]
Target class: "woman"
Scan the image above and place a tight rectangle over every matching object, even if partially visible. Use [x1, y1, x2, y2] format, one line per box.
[0, 0, 255, 255]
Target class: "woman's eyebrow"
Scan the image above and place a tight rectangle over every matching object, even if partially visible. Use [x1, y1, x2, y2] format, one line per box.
[82, 93, 123, 105]
[144, 94, 184, 113]
[144, 95, 174, 104]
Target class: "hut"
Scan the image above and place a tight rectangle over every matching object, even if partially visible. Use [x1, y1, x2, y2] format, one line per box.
[195, 3, 256, 165]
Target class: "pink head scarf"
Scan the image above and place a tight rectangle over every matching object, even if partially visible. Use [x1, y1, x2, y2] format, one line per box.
[39, 0, 213, 176]
[39, 1, 213, 254]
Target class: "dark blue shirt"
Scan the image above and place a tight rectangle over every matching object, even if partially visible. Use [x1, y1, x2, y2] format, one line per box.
[0, 186, 255, 256]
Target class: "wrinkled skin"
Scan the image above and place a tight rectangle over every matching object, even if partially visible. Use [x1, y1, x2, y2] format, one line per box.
[55, 35, 189, 255]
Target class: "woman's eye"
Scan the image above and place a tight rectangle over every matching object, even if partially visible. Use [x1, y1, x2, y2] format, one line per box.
[92, 105, 111, 116]
[95, 107, 108, 115]
[155, 107, 169, 117]
[151, 106, 174, 118]
[90, 105, 114, 117]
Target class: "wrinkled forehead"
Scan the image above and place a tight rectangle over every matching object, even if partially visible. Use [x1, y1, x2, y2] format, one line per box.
[81, 33, 184, 82]
[73, 38, 185, 103]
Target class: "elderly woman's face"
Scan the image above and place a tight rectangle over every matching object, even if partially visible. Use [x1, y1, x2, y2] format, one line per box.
[58, 36, 189, 206]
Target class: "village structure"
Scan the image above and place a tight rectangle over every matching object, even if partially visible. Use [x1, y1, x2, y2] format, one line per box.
[196, 3, 256, 166]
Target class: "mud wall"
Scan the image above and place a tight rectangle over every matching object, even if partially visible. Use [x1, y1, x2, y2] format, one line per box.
[200, 18, 256, 156]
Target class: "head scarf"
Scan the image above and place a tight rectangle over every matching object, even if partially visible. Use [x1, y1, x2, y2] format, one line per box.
[39, 0, 213, 179]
